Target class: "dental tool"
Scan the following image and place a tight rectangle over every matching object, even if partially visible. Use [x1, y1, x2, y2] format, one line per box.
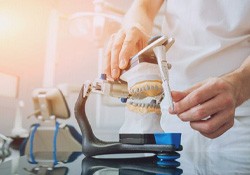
[150, 36, 175, 111]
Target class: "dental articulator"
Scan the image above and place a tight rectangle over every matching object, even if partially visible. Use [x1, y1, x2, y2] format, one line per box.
[75, 35, 182, 162]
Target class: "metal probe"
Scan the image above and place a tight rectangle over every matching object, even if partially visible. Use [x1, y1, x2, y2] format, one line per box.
[153, 37, 174, 111]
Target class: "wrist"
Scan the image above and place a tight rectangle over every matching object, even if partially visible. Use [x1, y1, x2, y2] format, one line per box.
[122, 16, 153, 36]
[222, 69, 248, 107]
[122, 4, 154, 35]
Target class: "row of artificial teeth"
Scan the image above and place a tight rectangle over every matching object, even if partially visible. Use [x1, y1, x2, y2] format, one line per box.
[129, 85, 161, 94]
[126, 101, 161, 115]
[128, 102, 160, 108]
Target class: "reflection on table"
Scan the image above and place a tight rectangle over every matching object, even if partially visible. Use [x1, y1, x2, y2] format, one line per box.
[0, 149, 250, 174]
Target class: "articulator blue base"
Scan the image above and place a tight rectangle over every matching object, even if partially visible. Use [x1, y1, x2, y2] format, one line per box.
[120, 133, 181, 163]
[120, 133, 181, 148]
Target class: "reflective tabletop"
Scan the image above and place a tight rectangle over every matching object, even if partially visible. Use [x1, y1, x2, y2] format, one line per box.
[0, 150, 250, 175]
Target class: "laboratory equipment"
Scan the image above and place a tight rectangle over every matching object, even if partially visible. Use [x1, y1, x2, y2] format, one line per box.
[20, 88, 82, 156]
[75, 35, 182, 161]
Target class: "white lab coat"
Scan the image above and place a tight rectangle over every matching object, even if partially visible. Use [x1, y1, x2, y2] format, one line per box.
[160, 0, 250, 151]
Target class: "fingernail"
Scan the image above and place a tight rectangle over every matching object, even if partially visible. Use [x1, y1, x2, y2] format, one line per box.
[112, 69, 118, 78]
[119, 59, 126, 68]
[168, 107, 176, 114]
[107, 76, 114, 82]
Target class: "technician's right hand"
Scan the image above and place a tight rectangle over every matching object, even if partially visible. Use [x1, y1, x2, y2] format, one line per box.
[104, 26, 150, 80]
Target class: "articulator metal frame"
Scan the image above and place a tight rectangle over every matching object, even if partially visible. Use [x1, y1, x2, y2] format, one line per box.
[74, 35, 182, 158]
[74, 83, 182, 157]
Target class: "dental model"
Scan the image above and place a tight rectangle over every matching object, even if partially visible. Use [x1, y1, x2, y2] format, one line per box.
[126, 101, 161, 115]
[130, 80, 163, 98]
[120, 61, 163, 99]
[119, 64, 164, 134]
[119, 35, 174, 136]
[119, 97, 164, 135]
[119, 104, 163, 134]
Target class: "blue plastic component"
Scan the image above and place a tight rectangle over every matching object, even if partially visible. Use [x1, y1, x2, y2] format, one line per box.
[121, 98, 127, 103]
[53, 121, 60, 165]
[156, 160, 180, 167]
[154, 133, 181, 149]
[157, 153, 180, 160]
[100, 73, 106, 80]
[29, 124, 40, 164]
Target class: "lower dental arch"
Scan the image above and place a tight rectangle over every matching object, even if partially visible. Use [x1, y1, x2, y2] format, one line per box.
[126, 80, 163, 114]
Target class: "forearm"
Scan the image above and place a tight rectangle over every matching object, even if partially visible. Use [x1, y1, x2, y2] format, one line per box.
[223, 55, 250, 106]
[122, 0, 164, 35]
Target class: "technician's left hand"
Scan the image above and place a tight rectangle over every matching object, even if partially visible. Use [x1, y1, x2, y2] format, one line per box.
[169, 77, 241, 139]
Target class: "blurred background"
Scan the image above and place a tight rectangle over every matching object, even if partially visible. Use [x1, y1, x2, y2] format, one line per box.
[0, 0, 164, 141]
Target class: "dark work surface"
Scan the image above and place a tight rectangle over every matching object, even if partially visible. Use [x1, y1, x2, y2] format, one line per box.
[0, 150, 250, 175]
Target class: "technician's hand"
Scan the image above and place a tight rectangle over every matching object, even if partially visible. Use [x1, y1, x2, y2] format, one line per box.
[104, 25, 150, 79]
[169, 77, 241, 139]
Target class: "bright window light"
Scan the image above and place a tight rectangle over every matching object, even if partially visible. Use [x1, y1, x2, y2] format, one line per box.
[0, 12, 12, 34]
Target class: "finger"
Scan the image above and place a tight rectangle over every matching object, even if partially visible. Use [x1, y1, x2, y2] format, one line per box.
[171, 82, 203, 102]
[169, 82, 203, 114]
[104, 34, 115, 79]
[183, 81, 204, 95]
[171, 81, 204, 102]
[174, 81, 220, 114]
[171, 91, 187, 102]
[119, 28, 141, 69]
[169, 91, 187, 114]
[111, 31, 126, 79]
[169, 83, 204, 114]
[178, 93, 228, 121]
[110, 30, 124, 79]
[200, 119, 234, 139]
[190, 108, 234, 134]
